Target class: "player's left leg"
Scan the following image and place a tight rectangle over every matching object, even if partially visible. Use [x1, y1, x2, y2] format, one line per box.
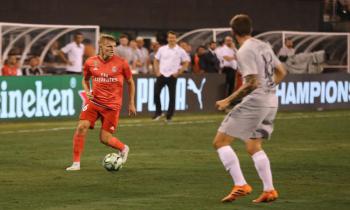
[99, 130, 129, 164]
[99, 109, 129, 164]
[246, 139, 278, 203]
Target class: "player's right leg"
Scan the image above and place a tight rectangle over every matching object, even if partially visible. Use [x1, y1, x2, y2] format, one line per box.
[66, 120, 91, 171]
[213, 132, 252, 202]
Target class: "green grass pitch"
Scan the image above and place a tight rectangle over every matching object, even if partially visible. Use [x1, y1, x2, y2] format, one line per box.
[0, 110, 350, 210]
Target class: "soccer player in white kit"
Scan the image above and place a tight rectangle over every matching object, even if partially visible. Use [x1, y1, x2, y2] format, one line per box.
[213, 14, 287, 203]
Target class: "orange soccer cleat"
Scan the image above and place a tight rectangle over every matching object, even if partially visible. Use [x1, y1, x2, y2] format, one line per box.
[221, 184, 253, 202]
[253, 190, 278, 203]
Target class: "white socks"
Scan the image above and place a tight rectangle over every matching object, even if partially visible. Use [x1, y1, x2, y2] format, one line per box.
[217, 146, 247, 186]
[252, 150, 274, 191]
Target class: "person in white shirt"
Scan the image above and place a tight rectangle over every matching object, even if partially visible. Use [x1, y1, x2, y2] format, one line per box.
[220, 36, 238, 97]
[153, 31, 190, 122]
[59, 32, 85, 74]
[277, 38, 295, 62]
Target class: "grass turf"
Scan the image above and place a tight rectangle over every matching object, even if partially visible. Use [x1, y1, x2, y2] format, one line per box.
[0, 110, 350, 210]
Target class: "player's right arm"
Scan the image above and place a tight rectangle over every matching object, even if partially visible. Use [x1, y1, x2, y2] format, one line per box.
[216, 74, 258, 110]
[82, 60, 93, 100]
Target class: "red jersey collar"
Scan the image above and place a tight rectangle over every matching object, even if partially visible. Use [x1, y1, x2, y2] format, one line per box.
[98, 55, 114, 63]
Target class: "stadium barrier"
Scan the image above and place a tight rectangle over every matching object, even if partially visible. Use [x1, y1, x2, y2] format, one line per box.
[0, 73, 349, 121]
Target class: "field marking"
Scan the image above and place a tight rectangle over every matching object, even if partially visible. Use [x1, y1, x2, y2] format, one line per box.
[0, 112, 349, 135]
[0, 120, 217, 135]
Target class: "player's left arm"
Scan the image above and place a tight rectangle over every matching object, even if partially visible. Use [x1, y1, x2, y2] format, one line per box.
[123, 60, 136, 116]
[216, 74, 258, 111]
[126, 77, 136, 116]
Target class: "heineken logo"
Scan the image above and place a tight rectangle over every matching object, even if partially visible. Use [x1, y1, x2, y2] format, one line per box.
[0, 79, 76, 119]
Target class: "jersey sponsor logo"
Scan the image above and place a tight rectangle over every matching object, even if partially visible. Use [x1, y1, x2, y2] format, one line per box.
[93, 73, 118, 83]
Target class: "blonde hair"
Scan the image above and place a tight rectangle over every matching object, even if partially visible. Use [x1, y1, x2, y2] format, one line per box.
[99, 34, 116, 45]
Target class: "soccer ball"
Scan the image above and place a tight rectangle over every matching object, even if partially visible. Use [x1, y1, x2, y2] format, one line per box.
[102, 153, 123, 171]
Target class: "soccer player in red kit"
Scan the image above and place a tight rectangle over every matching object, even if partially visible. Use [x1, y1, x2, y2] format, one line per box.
[66, 34, 136, 171]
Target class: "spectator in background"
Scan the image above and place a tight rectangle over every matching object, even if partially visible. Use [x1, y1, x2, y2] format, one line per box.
[129, 40, 142, 74]
[59, 32, 85, 74]
[220, 36, 238, 97]
[179, 41, 192, 73]
[278, 38, 295, 62]
[215, 40, 225, 72]
[22, 56, 44, 76]
[2, 54, 21, 76]
[136, 37, 150, 74]
[200, 41, 220, 73]
[116, 34, 132, 65]
[149, 41, 161, 74]
[193, 45, 207, 74]
[153, 31, 190, 122]
[45, 41, 63, 64]
[83, 39, 96, 60]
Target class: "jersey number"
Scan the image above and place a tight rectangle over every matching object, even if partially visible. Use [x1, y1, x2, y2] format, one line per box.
[262, 53, 275, 88]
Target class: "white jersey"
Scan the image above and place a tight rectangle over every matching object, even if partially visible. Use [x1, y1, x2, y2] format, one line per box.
[237, 38, 281, 107]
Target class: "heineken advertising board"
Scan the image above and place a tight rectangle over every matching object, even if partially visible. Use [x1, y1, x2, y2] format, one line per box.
[0, 76, 82, 120]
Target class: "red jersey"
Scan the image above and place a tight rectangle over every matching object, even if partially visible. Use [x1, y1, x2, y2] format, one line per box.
[2, 64, 18, 76]
[83, 55, 132, 110]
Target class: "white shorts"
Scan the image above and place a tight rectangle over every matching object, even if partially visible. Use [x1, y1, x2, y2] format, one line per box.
[218, 104, 278, 141]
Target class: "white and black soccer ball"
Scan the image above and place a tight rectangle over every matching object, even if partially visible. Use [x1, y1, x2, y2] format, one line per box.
[102, 153, 123, 172]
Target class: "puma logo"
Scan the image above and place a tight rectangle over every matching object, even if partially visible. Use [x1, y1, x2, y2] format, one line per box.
[187, 78, 206, 109]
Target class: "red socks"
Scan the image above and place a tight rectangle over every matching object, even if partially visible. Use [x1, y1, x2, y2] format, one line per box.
[72, 133, 86, 162]
[107, 137, 125, 151]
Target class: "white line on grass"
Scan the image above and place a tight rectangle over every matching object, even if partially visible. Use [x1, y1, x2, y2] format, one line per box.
[0, 120, 217, 135]
[0, 112, 349, 135]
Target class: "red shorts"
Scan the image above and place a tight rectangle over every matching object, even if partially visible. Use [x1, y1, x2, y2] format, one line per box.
[80, 101, 120, 133]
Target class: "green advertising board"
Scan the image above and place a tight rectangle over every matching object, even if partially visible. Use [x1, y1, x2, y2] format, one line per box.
[0, 75, 83, 120]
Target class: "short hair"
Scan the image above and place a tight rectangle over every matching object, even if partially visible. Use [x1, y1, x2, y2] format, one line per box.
[99, 34, 116, 44]
[197, 45, 206, 51]
[209, 40, 216, 45]
[119, 34, 129, 39]
[74, 32, 83, 38]
[167, 31, 177, 37]
[230, 14, 252, 36]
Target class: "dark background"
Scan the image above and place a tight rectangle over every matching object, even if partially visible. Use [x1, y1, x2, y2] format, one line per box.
[0, 0, 322, 32]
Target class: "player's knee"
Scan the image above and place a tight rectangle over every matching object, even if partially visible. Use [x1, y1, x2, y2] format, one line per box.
[99, 132, 109, 144]
[246, 144, 262, 155]
[213, 138, 228, 149]
[77, 123, 89, 135]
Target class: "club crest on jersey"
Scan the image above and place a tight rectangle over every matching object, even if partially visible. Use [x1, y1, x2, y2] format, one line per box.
[93, 61, 99, 71]
[112, 66, 117, 73]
